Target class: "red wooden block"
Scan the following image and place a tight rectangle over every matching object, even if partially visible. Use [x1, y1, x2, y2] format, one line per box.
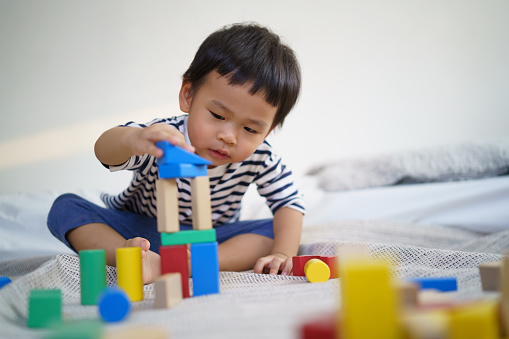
[160, 245, 190, 298]
[300, 312, 338, 339]
[293, 255, 339, 278]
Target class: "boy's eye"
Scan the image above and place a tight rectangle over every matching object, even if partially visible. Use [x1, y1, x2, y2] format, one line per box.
[210, 112, 224, 120]
[244, 127, 258, 134]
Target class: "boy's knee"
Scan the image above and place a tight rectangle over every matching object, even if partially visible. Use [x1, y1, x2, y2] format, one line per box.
[47, 193, 86, 231]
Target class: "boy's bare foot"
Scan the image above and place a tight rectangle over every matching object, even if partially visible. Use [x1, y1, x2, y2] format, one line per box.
[123, 237, 161, 284]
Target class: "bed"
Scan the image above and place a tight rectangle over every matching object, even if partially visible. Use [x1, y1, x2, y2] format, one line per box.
[1, 138, 509, 338]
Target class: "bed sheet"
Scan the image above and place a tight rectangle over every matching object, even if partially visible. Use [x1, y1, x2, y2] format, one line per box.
[241, 175, 509, 233]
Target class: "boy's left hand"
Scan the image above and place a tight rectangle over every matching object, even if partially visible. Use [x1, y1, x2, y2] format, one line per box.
[253, 253, 293, 276]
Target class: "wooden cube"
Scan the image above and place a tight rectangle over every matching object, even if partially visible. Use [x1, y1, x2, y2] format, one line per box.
[154, 273, 183, 309]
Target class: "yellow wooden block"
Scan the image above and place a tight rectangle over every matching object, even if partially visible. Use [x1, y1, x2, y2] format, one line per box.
[156, 179, 180, 233]
[339, 258, 401, 339]
[402, 310, 449, 339]
[449, 301, 499, 339]
[304, 259, 330, 283]
[191, 176, 212, 230]
[116, 247, 143, 302]
[154, 273, 183, 309]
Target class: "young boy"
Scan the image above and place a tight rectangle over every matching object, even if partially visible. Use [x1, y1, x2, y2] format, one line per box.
[47, 23, 305, 284]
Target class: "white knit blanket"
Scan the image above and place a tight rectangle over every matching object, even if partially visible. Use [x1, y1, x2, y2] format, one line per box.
[0, 221, 504, 339]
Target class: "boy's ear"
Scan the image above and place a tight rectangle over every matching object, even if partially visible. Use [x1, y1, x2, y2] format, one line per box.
[179, 80, 193, 113]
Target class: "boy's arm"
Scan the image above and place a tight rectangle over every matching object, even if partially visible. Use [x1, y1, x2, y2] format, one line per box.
[95, 124, 194, 166]
[253, 207, 303, 275]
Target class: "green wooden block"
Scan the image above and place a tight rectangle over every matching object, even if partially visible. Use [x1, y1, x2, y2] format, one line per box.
[79, 249, 106, 305]
[161, 229, 216, 246]
[27, 289, 62, 328]
[45, 320, 104, 339]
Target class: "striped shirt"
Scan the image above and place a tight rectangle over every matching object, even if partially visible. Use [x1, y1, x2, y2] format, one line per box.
[101, 115, 305, 226]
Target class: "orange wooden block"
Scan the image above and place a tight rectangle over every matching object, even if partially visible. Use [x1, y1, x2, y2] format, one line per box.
[156, 179, 180, 233]
[191, 176, 212, 230]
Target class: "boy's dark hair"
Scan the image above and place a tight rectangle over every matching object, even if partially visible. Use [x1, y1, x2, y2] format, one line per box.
[182, 23, 301, 129]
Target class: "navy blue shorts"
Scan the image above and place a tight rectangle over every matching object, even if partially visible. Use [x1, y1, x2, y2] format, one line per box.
[47, 193, 274, 254]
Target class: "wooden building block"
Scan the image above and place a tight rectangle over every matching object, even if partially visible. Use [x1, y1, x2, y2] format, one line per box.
[159, 163, 207, 179]
[0, 276, 11, 289]
[304, 259, 331, 283]
[105, 325, 168, 339]
[98, 287, 131, 323]
[396, 280, 419, 308]
[402, 310, 449, 339]
[27, 289, 62, 328]
[160, 245, 190, 298]
[300, 312, 337, 339]
[116, 247, 143, 302]
[191, 176, 212, 230]
[45, 320, 104, 339]
[479, 261, 501, 292]
[191, 242, 220, 296]
[339, 257, 400, 339]
[418, 289, 455, 307]
[500, 255, 509, 336]
[156, 179, 180, 233]
[161, 229, 216, 246]
[449, 301, 499, 339]
[293, 255, 339, 278]
[154, 273, 183, 309]
[79, 249, 106, 305]
[407, 277, 457, 292]
[156, 140, 211, 166]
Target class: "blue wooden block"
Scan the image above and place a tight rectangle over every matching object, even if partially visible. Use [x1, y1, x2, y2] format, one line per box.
[98, 287, 131, 322]
[191, 242, 220, 296]
[0, 276, 11, 289]
[407, 277, 457, 292]
[156, 141, 211, 165]
[158, 163, 208, 179]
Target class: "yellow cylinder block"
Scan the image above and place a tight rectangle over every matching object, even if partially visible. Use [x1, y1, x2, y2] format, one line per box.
[116, 247, 143, 302]
[304, 258, 331, 283]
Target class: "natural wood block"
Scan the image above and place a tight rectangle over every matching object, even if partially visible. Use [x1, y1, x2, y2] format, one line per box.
[479, 261, 501, 292]
[396, 280, 419, 308]
[105, 325, 168, 339]
[418, 289, 455, 307]
[154, 273, 183, 309]
[402, 310, 449, 339]
[191, 176, 212, 230]
[156, 179, 180, 233]
[500, 255, 509, 337]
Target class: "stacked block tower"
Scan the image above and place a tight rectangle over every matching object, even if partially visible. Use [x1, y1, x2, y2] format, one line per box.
[156, 140, 220, 298]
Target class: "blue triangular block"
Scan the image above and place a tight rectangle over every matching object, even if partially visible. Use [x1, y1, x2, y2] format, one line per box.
[156, 141, 212, 165]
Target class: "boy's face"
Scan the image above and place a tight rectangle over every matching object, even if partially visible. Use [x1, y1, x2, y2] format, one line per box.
[179, 71, 277, 167]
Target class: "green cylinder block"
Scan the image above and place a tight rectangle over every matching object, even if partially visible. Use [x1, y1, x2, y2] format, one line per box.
[79, 249, 106, 305]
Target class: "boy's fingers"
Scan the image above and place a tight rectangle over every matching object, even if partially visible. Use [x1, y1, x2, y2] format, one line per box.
[281, 259, 292, 276]
[269, 258, 284, 275]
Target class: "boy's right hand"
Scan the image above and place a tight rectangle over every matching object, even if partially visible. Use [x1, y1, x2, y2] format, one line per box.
[127, 123, 195, 159]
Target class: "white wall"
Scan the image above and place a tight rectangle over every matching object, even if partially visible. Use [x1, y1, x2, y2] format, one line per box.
[1, 0, 508, 193]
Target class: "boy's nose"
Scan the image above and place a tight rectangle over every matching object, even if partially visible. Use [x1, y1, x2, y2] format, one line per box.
[217, 129, 236, 146]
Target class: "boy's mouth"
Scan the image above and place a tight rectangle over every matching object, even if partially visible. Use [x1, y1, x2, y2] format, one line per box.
[209, 148, 230, 160]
